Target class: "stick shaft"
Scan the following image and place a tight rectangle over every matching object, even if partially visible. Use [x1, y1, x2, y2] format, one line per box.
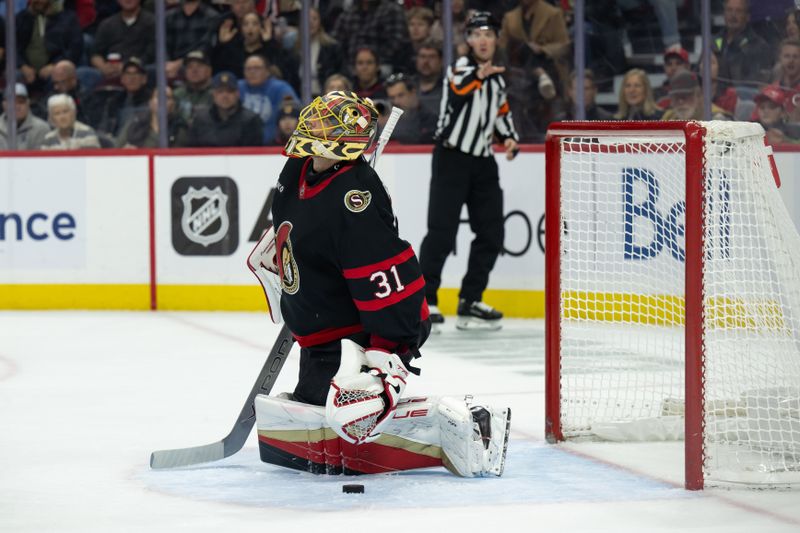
[150, 324, 295, 468]
[369, 107, 404, 168]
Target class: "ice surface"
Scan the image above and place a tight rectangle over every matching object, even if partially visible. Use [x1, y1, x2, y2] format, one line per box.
[1, 312, 799, 532]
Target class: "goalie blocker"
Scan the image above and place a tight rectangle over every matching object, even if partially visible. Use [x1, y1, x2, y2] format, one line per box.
[255, 393, 511, 477]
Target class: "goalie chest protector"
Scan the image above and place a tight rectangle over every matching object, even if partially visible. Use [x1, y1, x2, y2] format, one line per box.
[271, 156, 427, 349]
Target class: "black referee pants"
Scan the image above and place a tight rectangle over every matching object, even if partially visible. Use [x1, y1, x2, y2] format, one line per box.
[419, 145, 504, 306]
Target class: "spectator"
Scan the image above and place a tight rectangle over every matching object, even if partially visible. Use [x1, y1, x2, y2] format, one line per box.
[84, 56, 150, 136]
[81, 0, 120, 37]
[782, 90, 800, 138]
[91, 0, 155, 81]
[751, 84, 796, 145]
[614, 68, 664, 120]
[773, 39, 800, 92]
[785, 8, 800, 40]
[557, 69, 614, 121]
[407, 7, 435, 52]
[498, 0, 569, 99]
[239, 54, 299, 144]
[654, 47, 690, 105]
[714, 0, 772, 84]
[164, 0, 217, 80]
[187, 71, 263, 147]
[173, 49, 213, 126]
[0, 83, 51, 150]
[660, 70, 732, 121]
[431, 0, 470, 57]
[0, 16, 5, 79]
[385, 73, 437, 144]
[37, 60, 91, 124]
[40, 94, 101, 149]
[351, 46, 386, 100]
[270, 101, 299, 146]
[67, 0, 98, 30]
[584, 0, 627, 83]
[415, 39, 444, 118]
[15, 0, 83, 90]
[702, 46, 738, 116]
[212, 11, 300, 91]
[323, 72, 352, 93]
[116, 86, 188, 147]
[617, 0, 682, 51]
[293, 6, 344, 96]
[332, 0, 413, 75]
[0, 0, 26, 16]
[749, 0, 795, 48]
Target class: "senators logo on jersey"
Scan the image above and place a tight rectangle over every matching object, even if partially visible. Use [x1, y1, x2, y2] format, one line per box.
[275, 222, 300, 294]
[344, 190, 372, 213]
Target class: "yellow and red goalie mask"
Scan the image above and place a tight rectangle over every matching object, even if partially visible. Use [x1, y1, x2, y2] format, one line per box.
[283, 91, 379, 161]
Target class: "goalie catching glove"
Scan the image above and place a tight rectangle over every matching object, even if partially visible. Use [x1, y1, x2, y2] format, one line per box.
[326, 348, 409, 444]
[247, 225, 283, 324]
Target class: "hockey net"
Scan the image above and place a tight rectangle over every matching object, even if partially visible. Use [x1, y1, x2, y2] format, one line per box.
[545, 121, 800, 489]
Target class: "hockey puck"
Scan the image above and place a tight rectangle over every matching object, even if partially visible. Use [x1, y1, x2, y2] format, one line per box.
[342, 484, 365, 494]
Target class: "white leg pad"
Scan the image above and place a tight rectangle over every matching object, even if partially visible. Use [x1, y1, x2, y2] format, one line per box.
[255, 394, 511, 477]
[436, 396, 511, 477]
[255, 394, 327, 431]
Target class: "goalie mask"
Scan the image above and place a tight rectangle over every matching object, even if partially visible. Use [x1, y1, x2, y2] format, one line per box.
[284, 91, 379, 161]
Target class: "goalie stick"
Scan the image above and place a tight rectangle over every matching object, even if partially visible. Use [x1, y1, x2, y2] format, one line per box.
[368, 106, 404, 168]
[149, 106, 404, 470]
[149, 324, 294, 469]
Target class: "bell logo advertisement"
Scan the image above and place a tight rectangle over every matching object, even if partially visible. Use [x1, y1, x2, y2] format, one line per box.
[171, 177, 239, 256]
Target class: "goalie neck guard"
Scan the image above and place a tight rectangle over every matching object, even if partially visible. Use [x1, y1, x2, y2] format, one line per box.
[284, 91, 379, 161]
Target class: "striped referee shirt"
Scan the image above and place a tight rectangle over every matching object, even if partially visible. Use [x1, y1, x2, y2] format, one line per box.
[435, 54, 519, 157]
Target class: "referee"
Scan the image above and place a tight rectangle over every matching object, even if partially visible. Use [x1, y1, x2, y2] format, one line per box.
[419, 11, 519, 332]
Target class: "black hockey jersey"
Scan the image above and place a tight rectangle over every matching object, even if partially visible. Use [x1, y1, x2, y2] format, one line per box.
[271, 156, 429, 350]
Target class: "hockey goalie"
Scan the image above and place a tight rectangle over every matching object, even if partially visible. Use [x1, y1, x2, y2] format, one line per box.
[247, 91, 511, 477]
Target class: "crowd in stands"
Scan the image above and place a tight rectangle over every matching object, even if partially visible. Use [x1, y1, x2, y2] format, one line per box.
[2, 0, 800, 150]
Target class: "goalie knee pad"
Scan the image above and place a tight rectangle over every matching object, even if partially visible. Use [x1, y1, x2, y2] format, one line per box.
[437, 396, 511, 477]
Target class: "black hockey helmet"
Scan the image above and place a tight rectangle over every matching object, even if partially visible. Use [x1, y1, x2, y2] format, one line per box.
[464, 11, 500, 37]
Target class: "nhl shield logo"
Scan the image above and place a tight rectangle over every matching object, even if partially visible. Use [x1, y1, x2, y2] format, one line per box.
[171, 177, 239, 256]
[181, 186, 230, 247]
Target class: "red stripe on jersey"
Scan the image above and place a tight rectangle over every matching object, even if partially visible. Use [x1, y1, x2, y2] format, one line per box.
[298, 158, 355, 200]
[353, 275, 425, 311]
[342, 246, 416, 279]
[293, 323, 364, 347]
[420, 298, 430, 321]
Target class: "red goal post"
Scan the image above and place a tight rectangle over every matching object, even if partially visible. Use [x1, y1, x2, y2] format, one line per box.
[544, 121, 800, 490]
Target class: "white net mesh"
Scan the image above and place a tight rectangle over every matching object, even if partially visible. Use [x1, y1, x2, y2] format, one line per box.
[343, 412, 380, 442]
[333, 388, 383, 442]
[555, 121, 800, 487]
